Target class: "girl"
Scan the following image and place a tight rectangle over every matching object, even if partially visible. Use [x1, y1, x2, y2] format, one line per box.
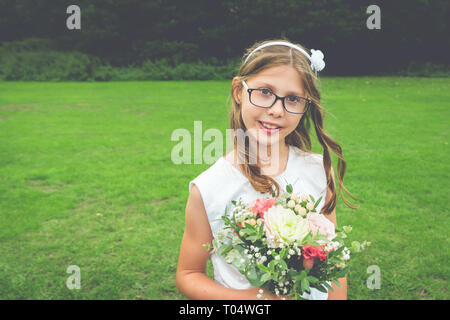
[176, 39, 359, 300]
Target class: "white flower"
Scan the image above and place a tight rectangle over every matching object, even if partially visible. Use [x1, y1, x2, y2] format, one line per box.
[306, 202, 315, 211]
[290, 194, 299, 201]
[297, 206, 307, 216]
[342, 225, 353, 233]
[217, 228, 231, 243]
[287, 200, 296, 208]
[325, 241, 340, 252]
[301, 195, 309, 202]
[264, 205, 309, 247]
[342, 247, 351, 261]
[310, 49, 325, 72]
[225, 249, 243, 265]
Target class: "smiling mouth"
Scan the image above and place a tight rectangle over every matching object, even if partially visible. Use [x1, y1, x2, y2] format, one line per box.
[258, 121, 282, 133]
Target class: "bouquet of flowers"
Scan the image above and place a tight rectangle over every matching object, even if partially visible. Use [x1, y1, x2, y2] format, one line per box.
[205, 184, 369, 300]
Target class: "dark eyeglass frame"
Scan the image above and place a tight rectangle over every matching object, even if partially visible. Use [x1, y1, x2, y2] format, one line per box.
[242, 80, 311, 114]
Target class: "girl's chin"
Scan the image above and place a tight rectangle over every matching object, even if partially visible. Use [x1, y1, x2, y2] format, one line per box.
[247, 129, 284, 146]
[240, 126, 286, 147]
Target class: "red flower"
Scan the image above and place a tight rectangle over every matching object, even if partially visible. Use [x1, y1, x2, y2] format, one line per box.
[252, 198, 276, 220]
[302, 245, 327, 262]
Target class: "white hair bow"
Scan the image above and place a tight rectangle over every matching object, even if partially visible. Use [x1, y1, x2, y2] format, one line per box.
[244, 41, 326, 73]
[309, 49, 325, 72]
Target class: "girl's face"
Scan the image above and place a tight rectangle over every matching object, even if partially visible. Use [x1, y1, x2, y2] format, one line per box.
[234, 64, 306, 149]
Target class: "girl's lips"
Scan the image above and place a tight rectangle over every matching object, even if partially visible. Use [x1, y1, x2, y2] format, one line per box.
[258, 121, 282, 134]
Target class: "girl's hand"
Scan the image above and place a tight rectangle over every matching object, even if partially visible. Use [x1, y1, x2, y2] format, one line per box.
[261, 290, 291, 300]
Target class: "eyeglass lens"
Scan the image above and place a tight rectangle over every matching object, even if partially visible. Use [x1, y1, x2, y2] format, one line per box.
[250, 89, 307, 113]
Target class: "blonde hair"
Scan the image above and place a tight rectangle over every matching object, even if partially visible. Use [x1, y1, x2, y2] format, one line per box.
[228, 38, 359, 214]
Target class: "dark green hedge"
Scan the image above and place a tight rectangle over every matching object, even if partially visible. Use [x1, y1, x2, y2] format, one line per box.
[0, 37, 447, 81]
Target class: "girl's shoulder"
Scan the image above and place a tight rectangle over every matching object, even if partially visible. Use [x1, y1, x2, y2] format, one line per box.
[188, 152, 244, 194]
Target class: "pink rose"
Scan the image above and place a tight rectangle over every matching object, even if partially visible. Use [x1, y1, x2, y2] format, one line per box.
[252, 198, 277, 220]
[306, 212, 337, 243]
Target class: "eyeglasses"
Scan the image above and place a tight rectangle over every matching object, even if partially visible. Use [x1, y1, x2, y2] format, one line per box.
[242, 80, 311, 114]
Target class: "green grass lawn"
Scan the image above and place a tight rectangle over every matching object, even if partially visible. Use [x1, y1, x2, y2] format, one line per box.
[0, 78, 448, 299]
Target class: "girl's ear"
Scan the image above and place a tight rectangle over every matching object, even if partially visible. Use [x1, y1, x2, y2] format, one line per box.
[232, 77, 242, 104]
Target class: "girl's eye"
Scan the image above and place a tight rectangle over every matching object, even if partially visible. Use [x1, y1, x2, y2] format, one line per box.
[261, 88, 272, 95]
[287, 95, 299, 102]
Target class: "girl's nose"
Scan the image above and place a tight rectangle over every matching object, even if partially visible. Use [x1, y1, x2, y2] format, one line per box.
[267, 98, 285, 117]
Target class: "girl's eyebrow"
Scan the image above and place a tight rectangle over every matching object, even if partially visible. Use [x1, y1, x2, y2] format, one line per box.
[254, 81, 304, 96]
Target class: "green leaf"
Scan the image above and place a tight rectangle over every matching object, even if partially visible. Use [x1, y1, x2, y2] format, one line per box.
[301, 278, 310, 293]
[260, 273, 272, 283]
[212, 239, 219, 251]
[286, 184, 293, 193]
[307, 276, 319, 284]
[312, 234, 329, 242]
[258, 222, 264, 235]
[314, 196, 323, 209]
[280, 247, 288, 259]
[274, 259, 288, 271]
[268, 260, 276, 272]
[322, 281, 334, 292]
[217, 244, 232, 257]
[247, 266, 258, 280]
[333, 279, 342, 288]
[352, 241, 361, 252]
[315, 284, 328, 293]
[257, 264, 269, 273]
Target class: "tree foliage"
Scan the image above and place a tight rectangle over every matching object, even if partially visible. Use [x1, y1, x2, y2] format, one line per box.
[0, 0, 447, 75]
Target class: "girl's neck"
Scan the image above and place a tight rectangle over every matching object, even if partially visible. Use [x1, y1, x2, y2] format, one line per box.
[225, 143, 290, 178]
[252, 142, 290, 177]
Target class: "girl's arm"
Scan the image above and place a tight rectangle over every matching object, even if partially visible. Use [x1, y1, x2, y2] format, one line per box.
[176, 184, 279, 300]
[324, 166, 348, 300]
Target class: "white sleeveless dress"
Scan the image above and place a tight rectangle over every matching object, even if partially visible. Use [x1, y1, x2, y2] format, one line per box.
[189, 145, 329, 300]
